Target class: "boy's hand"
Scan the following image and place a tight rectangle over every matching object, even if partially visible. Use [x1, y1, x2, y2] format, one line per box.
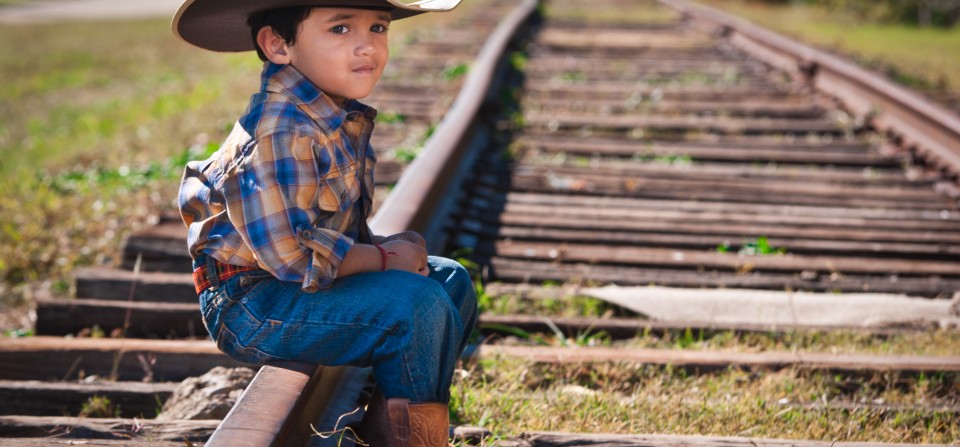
[376, 231, 426, 248]
[381, 240, 429, 276]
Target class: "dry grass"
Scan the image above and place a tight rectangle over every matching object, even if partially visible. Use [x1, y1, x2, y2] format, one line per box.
[451, 357, 960, 444]
[0, 18, 256, 330]
[694, 0, 960, 105]
[464, 287, 960, 443]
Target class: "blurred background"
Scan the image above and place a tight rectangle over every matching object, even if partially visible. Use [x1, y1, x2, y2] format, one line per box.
[0, 0, 958, 335]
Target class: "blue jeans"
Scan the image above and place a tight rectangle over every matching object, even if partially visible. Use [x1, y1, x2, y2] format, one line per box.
[197, 255, 477, 403]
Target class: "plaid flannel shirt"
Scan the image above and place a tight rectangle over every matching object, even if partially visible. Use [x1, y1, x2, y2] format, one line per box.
[179, 62, 377, 292]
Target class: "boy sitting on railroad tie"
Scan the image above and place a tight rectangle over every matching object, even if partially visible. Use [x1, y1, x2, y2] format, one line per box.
[171, 0, 476, 445]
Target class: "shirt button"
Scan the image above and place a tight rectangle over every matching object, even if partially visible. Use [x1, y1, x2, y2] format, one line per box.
[300, 229, 313, 240]
[241, 297, 249, 304]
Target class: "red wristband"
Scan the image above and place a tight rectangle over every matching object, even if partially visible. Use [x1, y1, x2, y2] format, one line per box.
[374, 244, 388, 271]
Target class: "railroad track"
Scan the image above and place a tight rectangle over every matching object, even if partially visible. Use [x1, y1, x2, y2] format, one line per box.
[4, 0, 960, 445]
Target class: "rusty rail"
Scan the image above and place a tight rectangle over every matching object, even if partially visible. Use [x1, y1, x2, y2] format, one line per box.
[659, 0, 960, 181]
[202, 1, 539, 446]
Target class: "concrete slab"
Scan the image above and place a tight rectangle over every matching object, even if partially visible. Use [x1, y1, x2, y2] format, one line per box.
[581, 285, 960, 329]
[0, 0, 181, 24]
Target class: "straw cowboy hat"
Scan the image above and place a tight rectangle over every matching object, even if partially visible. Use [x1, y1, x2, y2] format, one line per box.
[173, 0, 462, 52]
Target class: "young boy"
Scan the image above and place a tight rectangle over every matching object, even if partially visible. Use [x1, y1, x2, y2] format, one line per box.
[172, 1, 476, 446]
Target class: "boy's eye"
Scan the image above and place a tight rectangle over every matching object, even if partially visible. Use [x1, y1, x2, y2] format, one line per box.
[330, 25, 349, 34]
[371, 24, 388, 33]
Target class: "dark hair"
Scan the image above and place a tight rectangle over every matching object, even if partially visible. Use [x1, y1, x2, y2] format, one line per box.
[247, 7, 315, 62]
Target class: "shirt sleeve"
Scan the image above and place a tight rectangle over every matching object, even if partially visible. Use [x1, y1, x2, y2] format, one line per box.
[221, 127, 355, 291]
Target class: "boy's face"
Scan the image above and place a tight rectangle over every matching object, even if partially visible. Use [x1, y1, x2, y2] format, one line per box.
[283, 7, 390, 105]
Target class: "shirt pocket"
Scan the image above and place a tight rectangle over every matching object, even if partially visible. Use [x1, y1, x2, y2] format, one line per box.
[317, 165, 361, 214]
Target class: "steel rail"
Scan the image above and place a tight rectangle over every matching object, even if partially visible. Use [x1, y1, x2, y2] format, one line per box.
[659, 0, 960, 181]
[371, 0, 538, 247]
[202, 1, 538, 446]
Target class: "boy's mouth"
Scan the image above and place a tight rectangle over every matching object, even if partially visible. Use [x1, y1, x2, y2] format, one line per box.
[352, 64, 377, 74]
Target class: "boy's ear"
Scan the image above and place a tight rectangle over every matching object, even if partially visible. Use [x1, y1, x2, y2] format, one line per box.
[256, 27, 292, 64]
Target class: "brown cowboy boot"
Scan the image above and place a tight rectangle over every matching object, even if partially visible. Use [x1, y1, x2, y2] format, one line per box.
[357, 390, 390, 446]
[386, 399, 449, 447]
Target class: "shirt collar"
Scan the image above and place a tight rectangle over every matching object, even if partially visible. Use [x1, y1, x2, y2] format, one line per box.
[260, 61, 378, 129]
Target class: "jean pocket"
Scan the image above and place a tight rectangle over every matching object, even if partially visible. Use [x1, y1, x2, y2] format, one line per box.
[199, 288, 227, 336]
[215, 323, 273, 365]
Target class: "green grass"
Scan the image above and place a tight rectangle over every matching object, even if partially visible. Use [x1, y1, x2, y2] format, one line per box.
[695, 0, 960, 100]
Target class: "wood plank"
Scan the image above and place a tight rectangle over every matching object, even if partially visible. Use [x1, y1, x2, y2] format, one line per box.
[74, 267, 195, 303]
[537, 28, 712, 50]
[531, 100, 825, 119]
[523, 82, 794, 101]
[35, 298, 203, 339]
[489, 225, 960, 258]
[523, 136, 904, 167]
[476, 314, 926, 339]
[512, 167, 943, 203]
[524, 65, 769, 83]
[486, 257, 960, 297]
[505, 160, 918, 190]
[493, 201, 959, 233]
[494, 240, 960, 276]
[118, 222, 196, 273]
[0, 380, 176, 418]
[528, 57, 751, 71]
[463, 209, 960, 245]
[479, 345, 960, 373]
[499, 191, 953, 221]
[117, 222, 190, 273]
[0, 337, 243, 382]
[0, 416, 217, 442]
[515, 431, 951, 447]
[580, 286, 957, 330]
[504, 177, 949, 211]
[525, 113, 845, 134]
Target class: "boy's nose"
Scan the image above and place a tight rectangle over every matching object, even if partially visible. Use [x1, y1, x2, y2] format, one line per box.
[355, 36, 376, 56]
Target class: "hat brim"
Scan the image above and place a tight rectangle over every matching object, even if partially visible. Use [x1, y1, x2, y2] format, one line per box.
[173, 0, 461, 52]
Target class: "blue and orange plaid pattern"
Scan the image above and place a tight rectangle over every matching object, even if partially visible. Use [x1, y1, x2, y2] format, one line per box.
[179, 62, 377, 293]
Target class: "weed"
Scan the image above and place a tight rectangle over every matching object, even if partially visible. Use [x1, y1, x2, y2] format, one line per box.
[375, 111, 407, 124]
[509, 51, 528, 71]
[558, 71, 586, 83]
[443, 63, 469, 81]
[393, 147, 421, 164]
[4, 328, 33, 338]
[311, 407, 367, 446]
[653, 154, 694, 166]
[716, 236, 788, 255]
[80, 395, 119, 418]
